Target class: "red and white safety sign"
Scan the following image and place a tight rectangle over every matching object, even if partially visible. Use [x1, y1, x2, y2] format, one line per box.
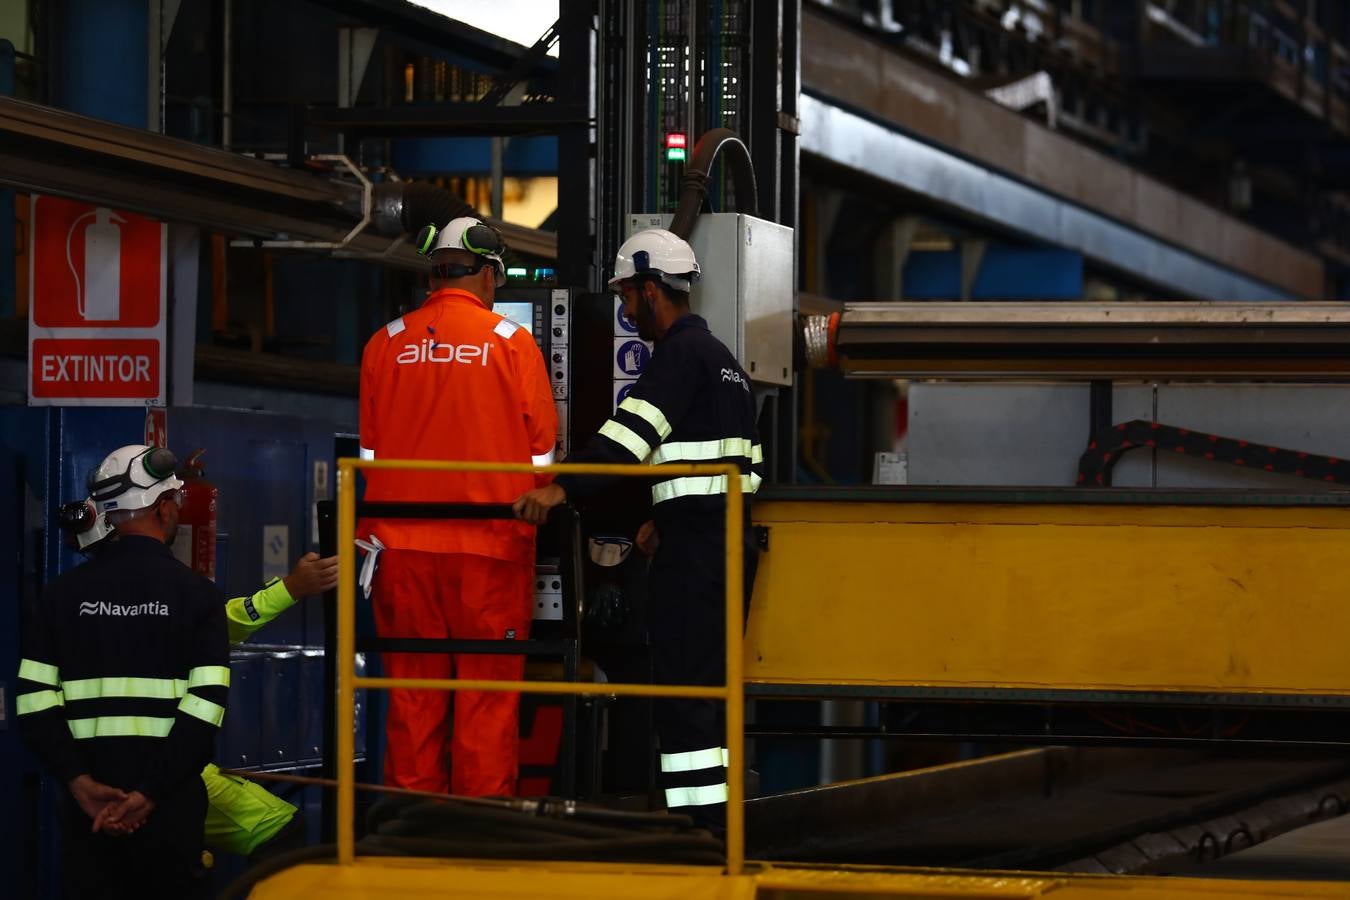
[27, 195, 166, 406]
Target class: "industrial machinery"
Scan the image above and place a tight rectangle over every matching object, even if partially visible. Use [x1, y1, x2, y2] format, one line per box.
[12, 1, 1350, 897]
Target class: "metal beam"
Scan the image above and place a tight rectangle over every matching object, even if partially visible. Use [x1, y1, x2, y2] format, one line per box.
[310, 102, 589, 138]
[819, 301, 1350, 380]
[799, 94, 1299, 301]
[0, 96, 557, 264]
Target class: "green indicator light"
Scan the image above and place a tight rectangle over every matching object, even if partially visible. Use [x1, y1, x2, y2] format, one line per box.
[666, 147, 687, 162]
[506, 267, 528, 278]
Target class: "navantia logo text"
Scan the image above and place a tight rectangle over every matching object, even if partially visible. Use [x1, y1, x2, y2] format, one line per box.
[721, 368, 750, 391]
[79, 601, 170, 617]
[396, 339, 492, 366]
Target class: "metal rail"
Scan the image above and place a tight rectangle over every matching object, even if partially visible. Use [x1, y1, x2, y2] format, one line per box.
[336, 458, 746, 873]
[808, 301, 1350, 379]
[0, 96, 557, 264]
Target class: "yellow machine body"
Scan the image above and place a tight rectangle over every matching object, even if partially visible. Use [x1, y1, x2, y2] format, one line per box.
[746, 495, 1350, 698]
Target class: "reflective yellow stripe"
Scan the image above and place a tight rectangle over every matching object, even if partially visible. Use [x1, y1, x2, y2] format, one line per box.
[660, 747, 727, 773]
[619, 397, 673, 440]
[664, 783, 728, 808]
[18, 659, 60, 686]
[179, 694, 226, 727]
[651, 474, 761, 505]
[650, 438, 754, 465]
[17, 690, 64, 715]
[752, 444, 763, 464]
[63, 677, 185, 701]
[187, 666, 231, 689]
[599, 420, 651, 461]
[68, 716, 175, 739]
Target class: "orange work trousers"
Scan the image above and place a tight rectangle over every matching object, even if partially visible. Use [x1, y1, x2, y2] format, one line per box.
[372, 549, 533, 796]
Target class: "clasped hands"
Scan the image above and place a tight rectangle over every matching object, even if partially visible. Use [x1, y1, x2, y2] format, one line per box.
[69, 774, 156, 836]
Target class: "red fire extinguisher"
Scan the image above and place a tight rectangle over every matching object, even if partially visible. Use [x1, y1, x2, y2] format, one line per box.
[178, 448, 219, 581]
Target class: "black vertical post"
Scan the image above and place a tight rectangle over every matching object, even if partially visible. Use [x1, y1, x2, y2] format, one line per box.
[556, 0, 596, 292]
[317, 500, 337, 842]
[1088, 380, 1113, 485]
[748, 0, 800, 485]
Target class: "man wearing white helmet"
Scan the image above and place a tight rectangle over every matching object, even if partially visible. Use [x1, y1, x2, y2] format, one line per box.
[17, 444, 229, 898]
[359, 215, 557, 797]
[57, 495, 338, 862]
[514, 228, 762, 835]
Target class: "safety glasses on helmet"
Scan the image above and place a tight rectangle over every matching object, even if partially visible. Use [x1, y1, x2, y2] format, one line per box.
[414, 222, 505, 259]
[88, 447, 178, 503]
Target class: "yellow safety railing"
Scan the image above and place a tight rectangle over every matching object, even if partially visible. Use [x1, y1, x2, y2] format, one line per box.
[336, 458, 746, 873]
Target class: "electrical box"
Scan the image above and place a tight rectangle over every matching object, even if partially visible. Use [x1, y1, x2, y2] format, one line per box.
[628, 213, 794, 386]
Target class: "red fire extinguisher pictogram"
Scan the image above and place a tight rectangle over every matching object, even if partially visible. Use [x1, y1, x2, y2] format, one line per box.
[178, 448, 219, 581]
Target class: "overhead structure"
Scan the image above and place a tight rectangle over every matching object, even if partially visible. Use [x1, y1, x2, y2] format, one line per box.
[805, 302, 1350, 380]
[0, 96, 557, 265]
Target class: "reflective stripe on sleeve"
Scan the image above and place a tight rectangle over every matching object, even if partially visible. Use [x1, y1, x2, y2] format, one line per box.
[16, 690, 65, 715]
[599, 420, 652, 461]
[187, 666, 231, 689]
[618, 397, 673, 440]
[659, 747, 727, 773]
[359, 446, 375, 460]
[68, 716, 176, 740]
[63, 677, 185, 702]
[494, 317, 520, 339]
[649, 438, 754, 465]
[664, 783, 728, 808]
[531, 449, 557, 467]
[752, 443, 763, 464]
[651, 473, 762, 505]
[18, 659, 60, 686]
[179, 694, 227, 727]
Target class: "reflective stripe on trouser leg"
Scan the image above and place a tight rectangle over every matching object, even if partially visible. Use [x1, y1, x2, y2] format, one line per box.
[665, 782, 728, 809]
[660, 746, 727, 773]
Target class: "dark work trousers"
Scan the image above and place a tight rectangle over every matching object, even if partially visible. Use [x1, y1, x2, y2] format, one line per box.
[59, 788, 208, 900]
[647, 511, 759, 832]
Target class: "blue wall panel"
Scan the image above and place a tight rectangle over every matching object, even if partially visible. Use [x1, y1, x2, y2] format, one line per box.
[56, 0, 148, 128]
[972, 247, 1083, 300]
[392, 135, 559, 176]
[902, 246, 1084, 300]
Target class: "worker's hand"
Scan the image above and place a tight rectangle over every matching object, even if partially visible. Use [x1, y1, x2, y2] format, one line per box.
[636, 520, 660, 556]
[95, 790, 155, 835]
[68, 775, 126, 831]
[513, 483, 566, 526]
[283, 551, 340, 597]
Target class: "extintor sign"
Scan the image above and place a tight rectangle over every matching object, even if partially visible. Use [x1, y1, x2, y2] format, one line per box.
[28, 195, 167, 406]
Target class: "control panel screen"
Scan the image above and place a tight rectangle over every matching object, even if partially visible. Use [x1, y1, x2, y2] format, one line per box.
[494, 301, 535, 336]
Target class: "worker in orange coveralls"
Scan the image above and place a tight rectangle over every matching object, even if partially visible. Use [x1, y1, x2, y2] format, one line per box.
[358, 216, 557, 795]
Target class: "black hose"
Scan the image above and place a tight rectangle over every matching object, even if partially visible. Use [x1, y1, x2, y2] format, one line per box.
[390, 181, 477, 235]
[669, 127, 759, 239]
[359, 797, 725, 864]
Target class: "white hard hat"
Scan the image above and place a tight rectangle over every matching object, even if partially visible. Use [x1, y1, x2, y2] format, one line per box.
[609, 228, 701, 292]
[417, 216, 507, 288]
[88, 444, 184, 514]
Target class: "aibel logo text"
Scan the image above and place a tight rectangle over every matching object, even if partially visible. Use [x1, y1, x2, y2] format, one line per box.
[396, 339, 492, 366]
